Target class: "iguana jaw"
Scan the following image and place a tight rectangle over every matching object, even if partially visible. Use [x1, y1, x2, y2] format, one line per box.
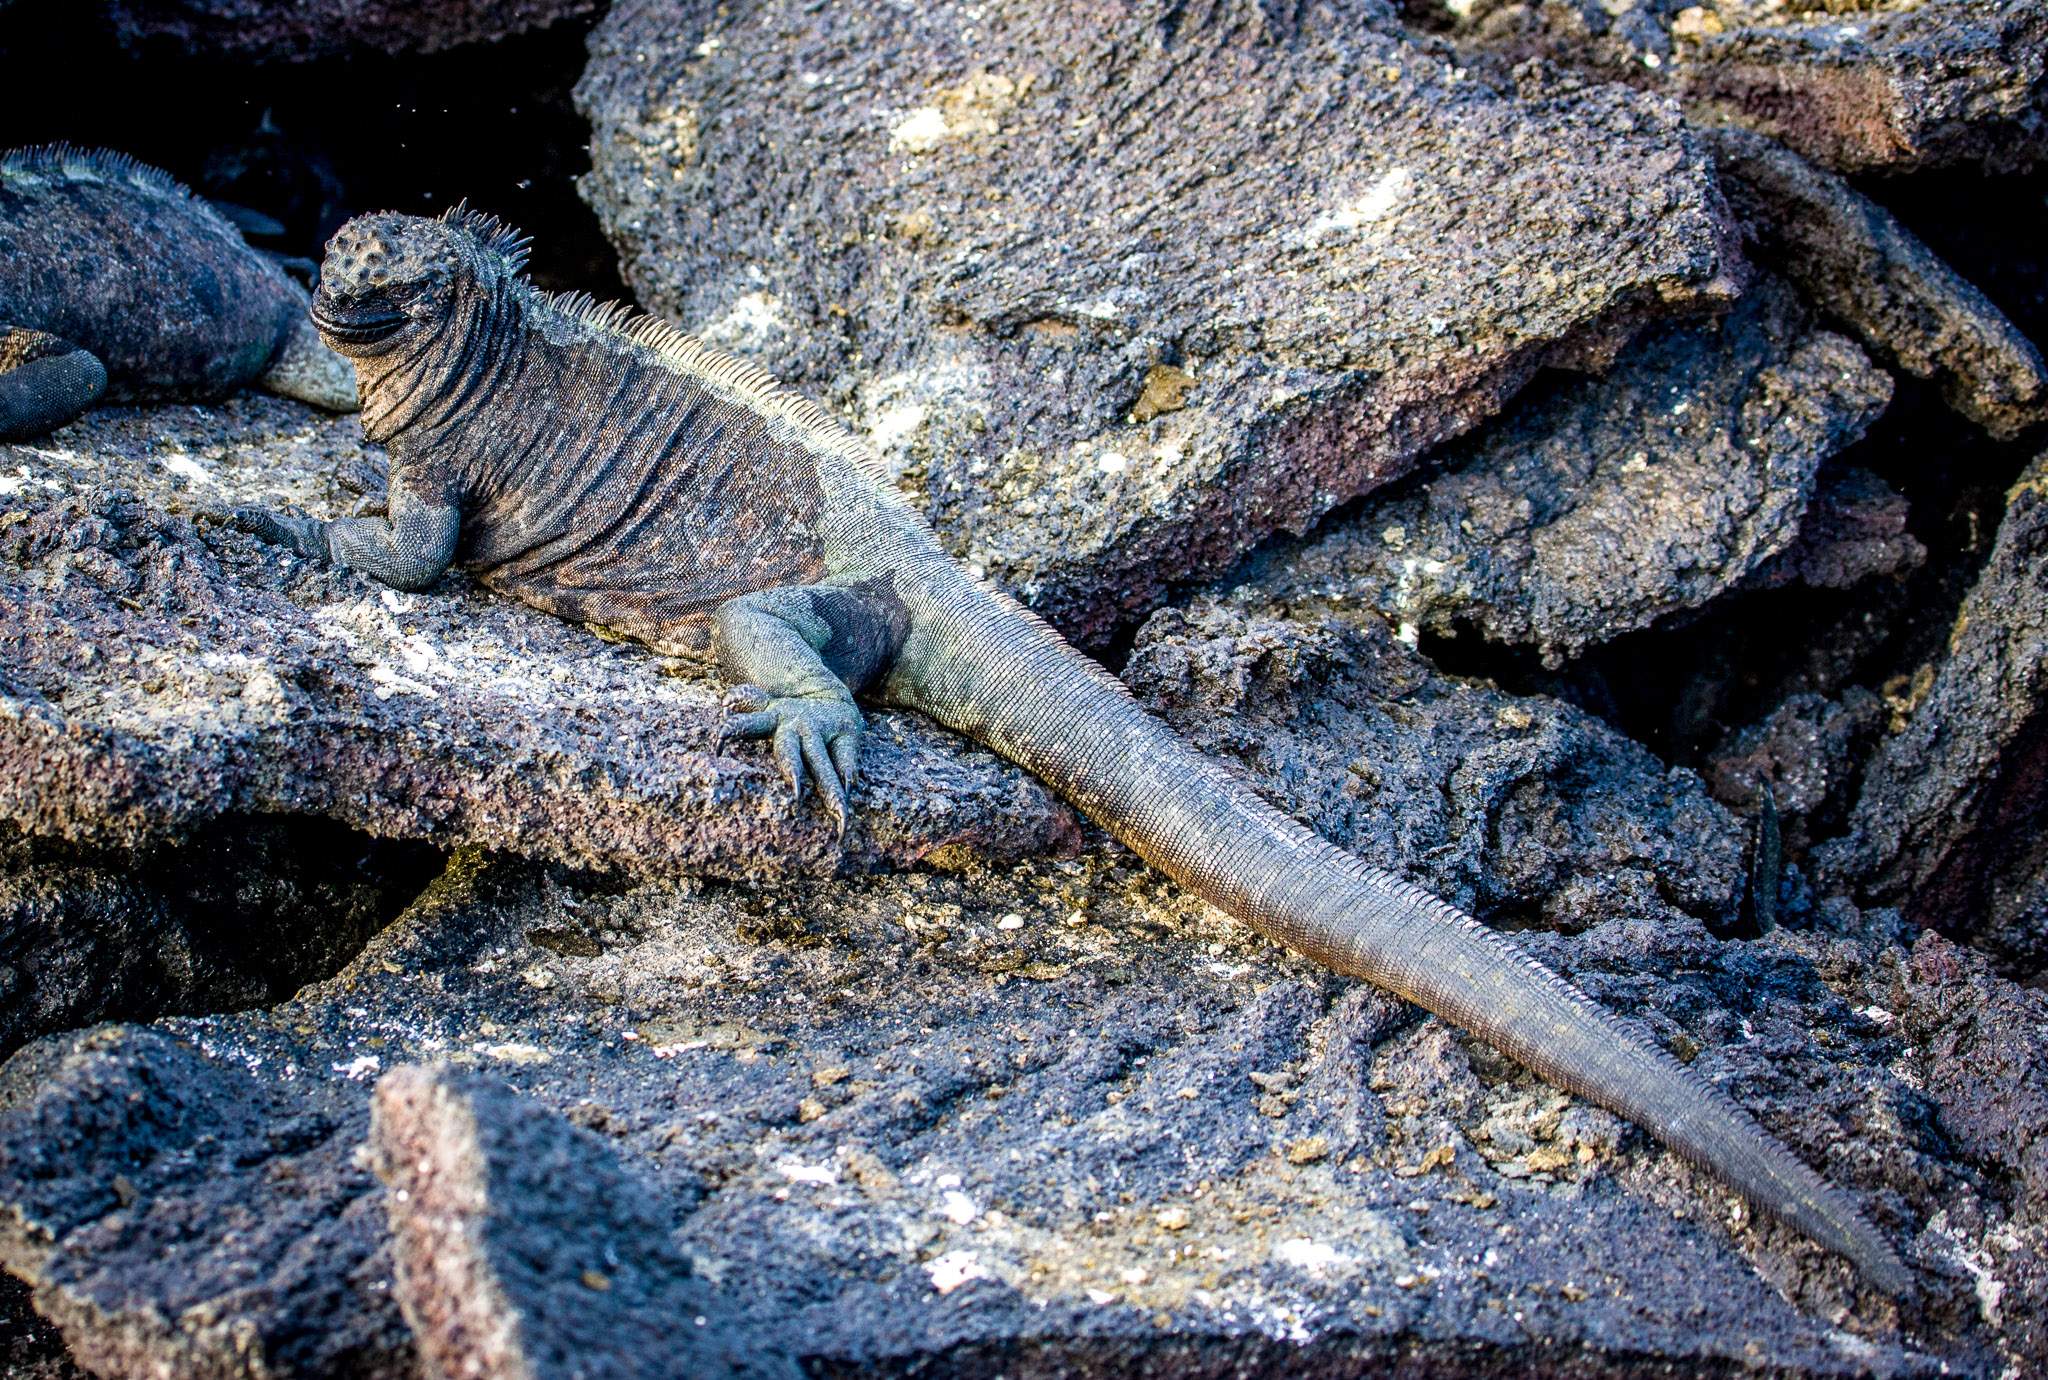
[309, 298, 411, 349]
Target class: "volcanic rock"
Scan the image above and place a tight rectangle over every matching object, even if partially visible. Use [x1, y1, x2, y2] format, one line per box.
[575, 0, 1743, 647]
[1708, 127, 2048, 439]
[1415, 0, 2048, 175]
[1205, 272, 1891, 667]
[1818, 448, 2048, 977]
[0, 397, 1079, 879]
[368, 1064, 794, 1380]
[0, 847, 1974, 1378]
[100, 0, 601, 61]
[0, 814, 441, 1060]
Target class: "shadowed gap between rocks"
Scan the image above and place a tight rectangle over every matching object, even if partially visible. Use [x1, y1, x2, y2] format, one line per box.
[0, 2, 628, 298]
[0, 814, 447, 1060]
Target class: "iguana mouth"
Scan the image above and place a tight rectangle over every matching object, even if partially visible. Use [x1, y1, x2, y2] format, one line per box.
[311, 302, 410, 344]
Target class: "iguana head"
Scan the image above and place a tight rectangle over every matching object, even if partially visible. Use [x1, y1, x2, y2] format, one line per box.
[312, 208, 530, 356]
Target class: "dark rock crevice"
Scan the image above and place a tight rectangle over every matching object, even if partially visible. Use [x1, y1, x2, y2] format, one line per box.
[0, 2, 628, 299]
[0, 814, 446, 1060]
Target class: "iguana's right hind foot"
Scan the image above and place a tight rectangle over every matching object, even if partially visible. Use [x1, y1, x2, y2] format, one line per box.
[0, 326, 105, 442]
[718, 685, 863, 834]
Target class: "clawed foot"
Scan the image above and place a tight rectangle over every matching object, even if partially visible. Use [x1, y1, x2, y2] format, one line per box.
[719, 684, 863, 833]
[200, 505, 332, 562]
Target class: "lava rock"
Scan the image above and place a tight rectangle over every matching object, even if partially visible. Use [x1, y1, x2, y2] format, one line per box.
[1123, 599, 1752, 931]
[1743, 465, 1926, 593]
[3, 844, 2020, 1376]
[1205, 273, 1891, 668]
[100, 0, 602, 61]
[0, 397, 1080, 878]
[0, 815, 441, 1060]
[1818, 448, 2048, 977]
[1415, 0, 2048, 175]
[1892, 931, 2048, 1363]
[1708, 128, 2048, 439]
[0, 1022, 416, 1379]
[368, 1064, 796, 1380]
[575, 0, 1743, 648]
[1676, 0, 2048, 174]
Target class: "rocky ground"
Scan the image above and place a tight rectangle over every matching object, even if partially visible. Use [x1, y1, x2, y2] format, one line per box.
[6, 1, 2048, 1378]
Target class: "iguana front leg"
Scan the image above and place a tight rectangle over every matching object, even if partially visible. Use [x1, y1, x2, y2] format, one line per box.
[223, 472, 459, 592]
[712, 583, 909, 831]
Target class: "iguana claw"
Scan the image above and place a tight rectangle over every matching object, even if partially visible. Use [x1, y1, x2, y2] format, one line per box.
[719, 689, 863, 834]
[205, 505, 333, 563]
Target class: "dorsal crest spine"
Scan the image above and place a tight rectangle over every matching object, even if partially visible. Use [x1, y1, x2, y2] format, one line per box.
[1, 144, 199, 204]
[438, 201, 534, 277]
[526, 281, 912, 505]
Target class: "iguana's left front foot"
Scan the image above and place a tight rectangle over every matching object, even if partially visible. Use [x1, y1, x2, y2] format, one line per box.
[208, 505, 333, 562]
[719, 684, 863, 833]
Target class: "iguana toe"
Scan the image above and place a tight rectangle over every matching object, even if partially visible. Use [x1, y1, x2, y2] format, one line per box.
[0, 327, 105, 443]
[722, 693, 862, 832]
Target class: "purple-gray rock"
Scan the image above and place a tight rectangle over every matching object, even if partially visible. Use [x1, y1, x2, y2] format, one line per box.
[0, 814, 440, 1060]
[1743, 466, 1926, 593]
[1707, 127, 2048, 439]
[1817, 448, 2048, 977]
[1203, 273, 1891, 667]
[368, 1064, 795, 1380]
[1414, 0, 2048, 175]
[575, 0, 1743, 647]
[0, 825, 2037, 1375]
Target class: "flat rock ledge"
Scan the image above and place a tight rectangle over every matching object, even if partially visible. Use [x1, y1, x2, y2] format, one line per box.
[0, 838, 2040, 1378]
[576, 0, 1742, 647]
[0, 398, 1080, 878]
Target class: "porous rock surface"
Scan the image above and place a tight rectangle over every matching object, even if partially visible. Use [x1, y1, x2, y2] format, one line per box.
[0, 398, 1078, 879]
[1203, 272, 1891, 667]
[100, 0, 601, 61]
[1415, 0, 2048, 175]
[1707, 128, 2048, 439]
[1819, 448, 2048, 977]
[575, 0, 1743, 647]
[1, 763, 2042, 1376]
[368, 1063, 795, 1380]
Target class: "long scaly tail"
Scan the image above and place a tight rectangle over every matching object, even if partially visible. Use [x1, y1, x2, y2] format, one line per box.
[889, 575, 1911, 1294]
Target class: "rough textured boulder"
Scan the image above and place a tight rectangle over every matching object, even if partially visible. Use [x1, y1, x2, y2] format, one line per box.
[1203, 273, 1891, 666]
[1416, 0, 2048, 175]
[0, 398, 1078, 878]
[1708, 128, 2048, 439]
[1, 819, 2039, 1375]
[1818, 449, 2048, 977]
[0, 1022, 416, 1378]
[575, 0, 1743, 647]
[1123, 599, 1753, 929]
[1676, 0, 2048, 174]
[100, 0, 600, 61]
[368, 1064, 794, 1380]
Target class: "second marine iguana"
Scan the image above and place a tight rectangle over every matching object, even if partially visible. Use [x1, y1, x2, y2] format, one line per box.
[0, 145, 358, 442]
[229, 208, 1912, 1295]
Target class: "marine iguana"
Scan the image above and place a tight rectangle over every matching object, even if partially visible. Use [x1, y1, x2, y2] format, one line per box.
[0, 145, 357, 442]
[229, 207, 1913, 1295]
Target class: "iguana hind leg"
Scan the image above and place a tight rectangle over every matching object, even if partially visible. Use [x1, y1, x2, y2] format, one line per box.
[712, 583, 910, 831]
[0, 326, 105, 442]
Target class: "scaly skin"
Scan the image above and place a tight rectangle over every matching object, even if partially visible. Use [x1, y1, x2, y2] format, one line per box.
[0, 144, 357, 439]
[229, 209, 1912, 1296]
